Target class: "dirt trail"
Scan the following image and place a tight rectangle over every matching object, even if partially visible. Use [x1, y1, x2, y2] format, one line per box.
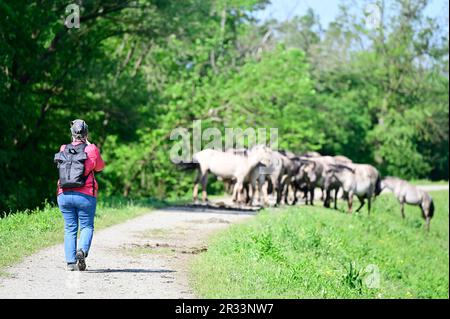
[0, 205, 255, 299]
[415, 184, 449, 192]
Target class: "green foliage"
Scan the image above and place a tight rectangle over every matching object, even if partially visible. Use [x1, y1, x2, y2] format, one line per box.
[213, 46, 323, 151]
[369, 108, 432, 178]
[190, 191, 449, 298]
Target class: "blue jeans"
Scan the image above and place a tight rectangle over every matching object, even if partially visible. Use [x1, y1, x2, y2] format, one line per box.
[57, 192, 97, 263]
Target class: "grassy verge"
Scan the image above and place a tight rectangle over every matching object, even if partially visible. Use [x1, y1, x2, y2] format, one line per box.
[190, 190, 449, 298]
[0, 196, 170, 275]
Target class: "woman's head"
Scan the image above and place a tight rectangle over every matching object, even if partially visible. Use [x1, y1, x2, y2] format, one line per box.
[70, 119, 88, 142]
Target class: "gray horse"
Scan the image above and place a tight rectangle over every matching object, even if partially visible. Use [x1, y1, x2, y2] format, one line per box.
[179, 145, 271, 203]
[323, 169, 340, 209]
[381, 176, 435, 231]
[328, 163, 382, 215]
[295, 158, 325, 205]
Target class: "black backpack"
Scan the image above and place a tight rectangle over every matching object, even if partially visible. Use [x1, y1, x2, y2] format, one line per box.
[54, 143, 90, 189]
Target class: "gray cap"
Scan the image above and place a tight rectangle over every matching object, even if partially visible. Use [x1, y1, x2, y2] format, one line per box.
[70, 119, 88, 138]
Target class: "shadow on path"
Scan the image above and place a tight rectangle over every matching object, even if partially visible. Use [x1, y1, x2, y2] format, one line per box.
[86, 268, 176, 274]
[164, 205, 259, 216]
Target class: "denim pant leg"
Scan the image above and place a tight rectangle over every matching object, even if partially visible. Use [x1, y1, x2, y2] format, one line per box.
[76, 194, 96, 257]
[58, 193, 78, 263]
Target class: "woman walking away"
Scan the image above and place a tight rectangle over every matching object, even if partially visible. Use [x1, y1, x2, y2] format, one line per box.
[54, 119, 105, 271]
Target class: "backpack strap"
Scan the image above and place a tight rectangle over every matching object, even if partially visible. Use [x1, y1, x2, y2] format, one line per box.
[76, 143, 95, 195]
[91, 170, 95, 196]
[78, 143, 96, 196]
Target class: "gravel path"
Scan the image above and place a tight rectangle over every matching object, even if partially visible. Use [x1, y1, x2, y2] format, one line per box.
[0, 206, 255, 299]
[415, 184, 449, 192]
[380, 184, 449, 194]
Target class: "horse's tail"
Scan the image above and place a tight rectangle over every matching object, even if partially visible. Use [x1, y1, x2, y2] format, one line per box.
[374, 174, 382, 197]
[176, 161, 199, 171]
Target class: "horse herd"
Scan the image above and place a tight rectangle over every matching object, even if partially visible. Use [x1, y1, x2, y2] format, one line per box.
[178, 145, 435, 231]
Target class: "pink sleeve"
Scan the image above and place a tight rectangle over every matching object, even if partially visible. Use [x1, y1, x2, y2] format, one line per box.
[86, 144, 105, 173]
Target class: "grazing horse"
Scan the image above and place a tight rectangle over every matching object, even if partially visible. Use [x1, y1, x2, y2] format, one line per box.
[180, 145, 271, 203]
[381, 176, 435, 231]
[328, 163, 382, 215]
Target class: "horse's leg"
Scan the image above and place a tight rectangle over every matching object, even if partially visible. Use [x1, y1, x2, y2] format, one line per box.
[355, 196, 365, 213]
[233, 179, 244, 204]
[278, 177, 286, 205]
[193, 170, 201, 203]
[367, 196, 372, 215]
[239, 186, 244, 204]
[282, 183, 288, 205]
[324, 188, 330, 208]
[262, 181, 269, 206]
[250, 179, 257, 206]
[292, 185, 298, 205]
[276, 185, 281, 205]
[274, 178, 282, 206]
[240, 183, 246, 204]
[348, 192, 353, 214]
[201, 172, 209, 203]
[334, 188, 338, 210]
[231, 182, 238, 202]
[400, 202, 405, 219]
[257, 178, 265, 206]
[238, 181, 245, 204]
[283, 179, 291, 205]
[310, 187, 315, 206]
[342, 191, 348, 200]
[226, 180, 233, 195]
[287, 183, 294, 205]
[244, 183, 251, 204]
[249, 182, 255, 204]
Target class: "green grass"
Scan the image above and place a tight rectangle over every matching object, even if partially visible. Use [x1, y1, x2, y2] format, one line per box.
[0, 196, 169, 275]
[190, 190, 449, 298]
